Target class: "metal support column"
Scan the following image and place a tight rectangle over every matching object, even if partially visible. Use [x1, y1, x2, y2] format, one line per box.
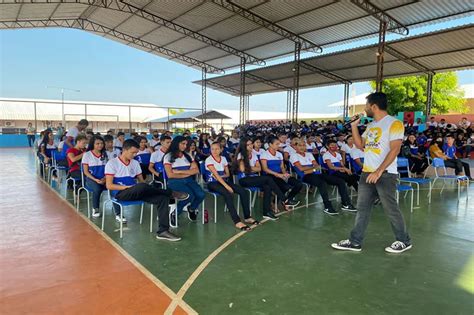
[375, 21, 387, 92]
[201, 67, 207, 131]
[291, 43, 301, 123]
[128, 106, 132, 134]
[239, 57, 246, 125]
[343, 83, 350, 120]
[33, 102, 37, 132]
[245, 94, 250, 123]
[426, 73, 434, 116]
[286, 90, 292, 122]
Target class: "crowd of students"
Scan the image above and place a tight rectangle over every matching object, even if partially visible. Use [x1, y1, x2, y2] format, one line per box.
[35, 110, 473, 243]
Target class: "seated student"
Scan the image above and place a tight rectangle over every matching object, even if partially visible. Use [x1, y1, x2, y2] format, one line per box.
[277, 133, 288, 152]
[227, 130, 240, 152]
[401, 134, 428, 176]
[205, 142, 257, 231]
[104, 135, 120, 161]
[350, 147, 365, 175]
[113, 132, 125, 152]
[261, 136, 302, 207]
[149, 131, 161, 151]
[134, 136, 152, 179]
[441, 135, 472, 180]
[252, 136, 265, 160]
[66, 134, 88, 183]
[340, 135, 357, 165]
[305, 134, 318, 155]
[105, 139, 181, 241]
[217, 136, 232, 161]
[38, 129, 57, 165]
[455, 133, 468, 158]
[82, 135, 107, 218]
[63, 119, 89, 152]
[149, 135, 172, 182]
[164, 136, 205, 221]
[283, 136, 299, 161]
[186, 139, 198, 161]
[290, 139, 339, 214]
[323, 140, 359, 191]
[58, 134, 66, 152]
[233, 138, 293, 221]
[197, 132, 212, 162]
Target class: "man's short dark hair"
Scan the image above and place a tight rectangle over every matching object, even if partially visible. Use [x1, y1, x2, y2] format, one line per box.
[78, 119, 89, 126]
[366, 92, 388, 110]
[104, 135, 113, 142]
[117, 131, 125, 137]
[123, 139, 139, 150]
[446, 134, 454, 139]
[160, 135, 172, 142]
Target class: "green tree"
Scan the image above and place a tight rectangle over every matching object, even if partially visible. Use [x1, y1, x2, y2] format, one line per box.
[369, 72, 467, 115]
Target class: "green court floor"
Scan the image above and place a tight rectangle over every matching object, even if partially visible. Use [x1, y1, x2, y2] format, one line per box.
[49, 155, 473, 314]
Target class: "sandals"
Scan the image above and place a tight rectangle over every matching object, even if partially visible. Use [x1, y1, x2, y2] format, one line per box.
[236, 224, 251, 231]
[245, 219, 260, 226]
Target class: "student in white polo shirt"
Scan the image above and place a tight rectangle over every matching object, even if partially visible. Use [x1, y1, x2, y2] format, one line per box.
[113, 132, 125, 152]
[105, 139, 181, 242]
[332, 92, 412, 254]
[164, 136, 205, 222]
[261, 136, 302, 207]
[323, 140, 359, 193]
[283, 136, 299, 161]
[63, 119, 89, 153]
[290, 139, 337, 215]
[149, 135, 171, 182]
[134, 135, 152, 179]
[204, 142, 256, 231]
[103, 135, 120, 161]
[82, 135, 107, 218]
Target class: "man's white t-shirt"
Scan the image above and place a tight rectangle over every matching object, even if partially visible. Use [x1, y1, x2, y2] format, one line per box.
[362, 115, 404, 174]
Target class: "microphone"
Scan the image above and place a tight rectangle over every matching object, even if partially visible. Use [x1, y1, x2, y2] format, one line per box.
[343, 114, 363, 129]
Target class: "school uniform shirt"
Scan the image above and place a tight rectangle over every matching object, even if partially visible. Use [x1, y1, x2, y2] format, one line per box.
[105, 157, 142, 196]
[362, 115, 404, 174]
[260, 149, 283, 173]
[65, 126, 79, 141]
[351, 148, 365, 160]
[40, 142, 58, 158]
[283, 145, 297, 157]
[278, 142, 287, 151]
[341, 143, 355, 156]
[82, 151, 107, 179]
[149, 138, 160, 149]
[315, 141, 324, 151]
[236, 152, 259, 177]
[306, 142, 317, 152]
[163, 153, 193, 178]
[105, 149, 120, 161]
[150, 147, 167, 165]
[113, 139, 123, 151]
[409, 144, 419, 155]
[289, 152, 319, 177]
[442, 144, 456, 159]
[323, 151, 343, 175]
[135, 148, 152, 165]
[337, 141, 345, 149]
[252, 148, 265, 160]
[205, 155, 228, 182]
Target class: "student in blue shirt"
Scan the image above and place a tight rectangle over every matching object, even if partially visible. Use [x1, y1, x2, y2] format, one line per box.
[443, 134, 472, 180]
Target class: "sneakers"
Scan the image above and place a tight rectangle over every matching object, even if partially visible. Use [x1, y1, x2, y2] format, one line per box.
[263, 212, 279, 221]
[324, 207, 339, 215]
[187, 209, 197, 222]
[284, 199, 300, 207]
[156, 231, 181, 242]
[115, 215, 127, 223]
[331, 239, 362, 252]
[92, 208, 101, 218]
[385, 241, 412, 254]
[341, 204, 357, 212]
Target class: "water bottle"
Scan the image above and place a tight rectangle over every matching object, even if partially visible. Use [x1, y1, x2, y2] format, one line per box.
[204, 209, 209, 224]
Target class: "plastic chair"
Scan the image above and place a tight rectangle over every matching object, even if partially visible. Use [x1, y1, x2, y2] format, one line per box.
[396, 183, 414, 213]
[76, 166, 93, 218]
[102, 190, 145, 238]
[397, 157, 432, 206]
[431, 158, 469, 200]
[151, 162, 166, 189]
[291, 164, 320, 208]
[49, 150, 68, 185]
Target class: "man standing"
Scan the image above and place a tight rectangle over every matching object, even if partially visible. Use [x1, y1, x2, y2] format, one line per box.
[56, 123, 65, 140]
[331, 92, 412, 254]
[63, 119, 89, 152]
[26, 122, 36, 147]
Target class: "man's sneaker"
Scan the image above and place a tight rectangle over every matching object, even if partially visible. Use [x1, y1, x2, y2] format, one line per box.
[331, 239, 362, 252]
[263, 212, 279, 221]
[115, 215, 127, 223]
[385, 241, 412, 254]
[324, 207, 339, 215]
[284, 199, 300, 207]
[92, 208, 101, 218]
[156, 231, 181, 242]
[187, 210, 197, 222]
[341, 204, 357, 212]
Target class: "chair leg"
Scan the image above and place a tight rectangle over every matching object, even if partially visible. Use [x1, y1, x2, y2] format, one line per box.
[86, 191, 91, 218]
[101, 200, 108, 231]
[306, 185, 309, 208]
[76, 188, 81, 212]
[120, 205, 123, 238]
[214, 195, 217, 224]
[237, 195, 240, 216]
[202, 198, 206, 224]
[410, 189, 414, 213]
[414, 183, 420, 206]
[150, 204, 153, 233]
[428, 181, 432, 204]
[140, 203, 144, 224]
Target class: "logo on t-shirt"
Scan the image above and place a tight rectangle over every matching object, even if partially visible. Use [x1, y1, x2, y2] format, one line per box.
[365, 127, 382, 154]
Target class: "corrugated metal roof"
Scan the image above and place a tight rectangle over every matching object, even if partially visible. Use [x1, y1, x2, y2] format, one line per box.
[1, 0, 472, 73]
[194, 24, 474, 95]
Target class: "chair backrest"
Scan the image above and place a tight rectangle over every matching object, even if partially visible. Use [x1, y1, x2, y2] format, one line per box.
[432, 158, 447, 177]
[350, 157, 364, 174]
[397, 157, 411, 177]
[199, 161, 210, 183]
[153, 162, 167, 188]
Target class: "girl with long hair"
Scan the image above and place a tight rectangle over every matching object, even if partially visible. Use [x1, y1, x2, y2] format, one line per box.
[164, 136, 205, 221]
[233, 138, 292, 221]
[401, 134, 428, 176]
[82, 135, 107, 218]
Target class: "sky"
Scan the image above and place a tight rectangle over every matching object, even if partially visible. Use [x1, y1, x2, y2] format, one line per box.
[1, 15, 473, 115]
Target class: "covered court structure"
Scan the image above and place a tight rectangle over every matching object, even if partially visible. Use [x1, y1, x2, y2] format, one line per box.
[1, 1, 474, 314]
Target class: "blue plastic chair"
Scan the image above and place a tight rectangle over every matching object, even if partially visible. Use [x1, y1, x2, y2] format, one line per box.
[396, 183, 414, 213]
[291, 164, 321, 208]
[397, 157, 432, 206]
[431, 158, 469, 200]
[102, 190, 145, 238]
